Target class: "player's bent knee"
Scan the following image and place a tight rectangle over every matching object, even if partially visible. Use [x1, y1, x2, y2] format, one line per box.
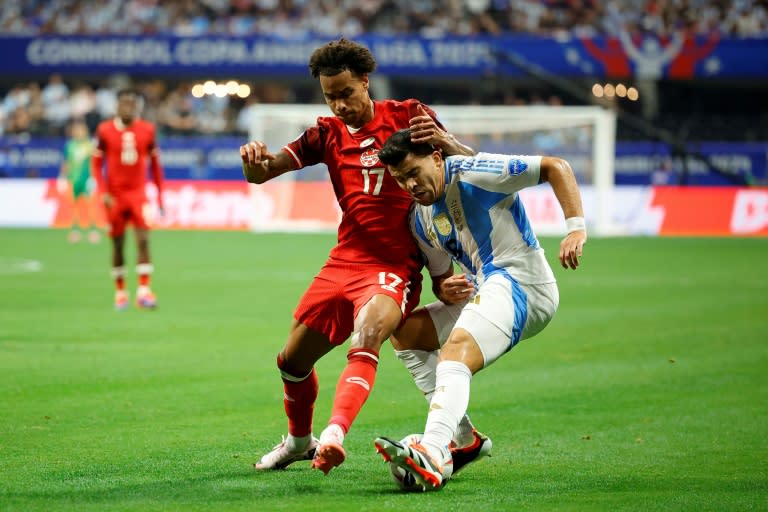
[348, 331, 386, 352]
[440, 329, 484, 373]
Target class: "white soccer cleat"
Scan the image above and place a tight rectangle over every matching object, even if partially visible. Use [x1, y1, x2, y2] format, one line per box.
[386, 434, 426, 492]
[312, 424, 346, 475]
[374, 436, 452, 491]
[253, 436, 319, 470]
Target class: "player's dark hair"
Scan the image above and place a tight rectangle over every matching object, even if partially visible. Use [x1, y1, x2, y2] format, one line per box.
[379, 129, 435, 167]
[117, 88, 138, 99]
[308, 38, 376, 78]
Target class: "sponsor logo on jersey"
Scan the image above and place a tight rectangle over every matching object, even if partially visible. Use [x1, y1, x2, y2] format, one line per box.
[449, 198, 464, 231]
[360, 136, 376, 148]
[433, 213, 452, 236]
[360, 148, 380, 167]
[345, 376, 370, 391]
[508, 159, 528, 175]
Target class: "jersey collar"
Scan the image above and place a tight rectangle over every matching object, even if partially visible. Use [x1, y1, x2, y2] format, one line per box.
[112, 117, 135, 131]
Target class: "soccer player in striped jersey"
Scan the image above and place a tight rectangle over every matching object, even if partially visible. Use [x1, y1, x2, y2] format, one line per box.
[240, 38, 486, 476]
[374, 128, 587, 490]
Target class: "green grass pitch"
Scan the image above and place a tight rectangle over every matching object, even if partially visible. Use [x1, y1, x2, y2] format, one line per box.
[1, 228, 766, 511]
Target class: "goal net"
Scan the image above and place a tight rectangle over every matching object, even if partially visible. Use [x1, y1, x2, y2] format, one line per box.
[247, 104, 617, 236]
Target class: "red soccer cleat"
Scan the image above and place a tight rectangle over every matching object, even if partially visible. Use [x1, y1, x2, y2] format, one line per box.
[114, 290, 129, 311]
[136, 289, 157, 309]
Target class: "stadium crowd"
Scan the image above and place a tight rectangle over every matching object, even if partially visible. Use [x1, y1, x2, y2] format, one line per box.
[0, 0, 766, 140]
[1, 74, 255, 138]
[0, 0, 766, 38]
[1, 73, 573, 138]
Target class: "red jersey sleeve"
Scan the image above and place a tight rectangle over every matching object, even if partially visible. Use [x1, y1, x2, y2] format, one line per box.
[283, 121, 328, 169]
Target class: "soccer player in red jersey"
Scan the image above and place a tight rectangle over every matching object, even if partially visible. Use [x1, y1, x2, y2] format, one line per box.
[92, 89, 164, 311]
[240, 39, 482, 475]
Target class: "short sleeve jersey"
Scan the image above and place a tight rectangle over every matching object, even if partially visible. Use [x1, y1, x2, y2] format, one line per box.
[94, 118, 158, 197]
[64, 139, 92, 183]
[412, 152, 557, 285]
[285, 99, 441, 270]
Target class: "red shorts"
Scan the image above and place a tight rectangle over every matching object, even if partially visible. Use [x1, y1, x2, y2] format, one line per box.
[294, 259, 423, 345]
[106, 193, 150, 237]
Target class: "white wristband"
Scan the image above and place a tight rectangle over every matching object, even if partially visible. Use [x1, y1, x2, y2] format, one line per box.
[565, 216, 586, 234]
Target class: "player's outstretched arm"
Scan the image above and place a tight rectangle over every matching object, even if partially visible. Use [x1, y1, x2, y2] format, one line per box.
[540, 156, 587, 270]
[240, 141, 297, 184]
[90, 146, 113, 208]
[409, 104, 475, 156]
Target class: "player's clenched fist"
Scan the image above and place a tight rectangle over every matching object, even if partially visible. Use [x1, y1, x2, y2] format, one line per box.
[240, 140, 276, 183]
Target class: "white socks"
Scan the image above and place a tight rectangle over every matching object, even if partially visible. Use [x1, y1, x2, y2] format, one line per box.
[395, 349, 439, 400]
[421, 361, 472, 460]
[285, 433, 313, 452]
[395, 349, 476, 448]
[319, 423, 345, 447]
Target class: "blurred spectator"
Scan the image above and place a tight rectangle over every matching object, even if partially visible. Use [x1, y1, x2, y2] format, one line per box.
[6, 107, 34, 137]
[41, 74, 70, 135]
[159, 85, 199, 135]
[70, 83, 97, 127]
[95, 82, 118, 121]
[651, 157, 678, 185]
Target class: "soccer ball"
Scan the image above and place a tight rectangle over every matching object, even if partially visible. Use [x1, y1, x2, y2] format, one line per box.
[388, 433, 424, 492]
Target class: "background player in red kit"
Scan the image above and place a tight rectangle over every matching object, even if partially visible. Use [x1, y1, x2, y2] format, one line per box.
[92, 89, 164, 311]
[240, 38, 476, 475]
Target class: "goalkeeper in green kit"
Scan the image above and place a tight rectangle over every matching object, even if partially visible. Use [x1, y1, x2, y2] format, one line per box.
[58, 120, 101, 244]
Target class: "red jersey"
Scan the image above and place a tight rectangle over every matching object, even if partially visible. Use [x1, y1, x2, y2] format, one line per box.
[92, 117, 164, 204]
[285, 99, 441, 270]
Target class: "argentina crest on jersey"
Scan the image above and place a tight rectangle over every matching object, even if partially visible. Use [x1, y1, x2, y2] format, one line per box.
[432, 213, 452, 236]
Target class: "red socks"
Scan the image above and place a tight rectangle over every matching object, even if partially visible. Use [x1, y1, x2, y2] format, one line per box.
[111, 267, 126, 291]
[329, 348, 379, 434]
[276, 348, 380, 437]
[278, 353, 319, 438]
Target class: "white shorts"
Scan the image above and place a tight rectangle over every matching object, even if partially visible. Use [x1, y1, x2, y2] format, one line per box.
[427, 273, 559, 368]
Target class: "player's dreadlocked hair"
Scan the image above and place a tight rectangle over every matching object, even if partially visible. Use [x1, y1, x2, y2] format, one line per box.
[379, 129, 435, 167]
[308, 38, 376, 78]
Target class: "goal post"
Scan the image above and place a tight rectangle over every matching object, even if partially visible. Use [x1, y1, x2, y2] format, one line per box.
[247, 104, 617, 235]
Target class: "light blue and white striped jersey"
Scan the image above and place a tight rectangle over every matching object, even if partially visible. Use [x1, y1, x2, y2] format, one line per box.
[412, 152, 556, 286]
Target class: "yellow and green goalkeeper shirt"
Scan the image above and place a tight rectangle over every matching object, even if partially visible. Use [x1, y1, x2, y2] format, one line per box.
[64, 139, 93, 197]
